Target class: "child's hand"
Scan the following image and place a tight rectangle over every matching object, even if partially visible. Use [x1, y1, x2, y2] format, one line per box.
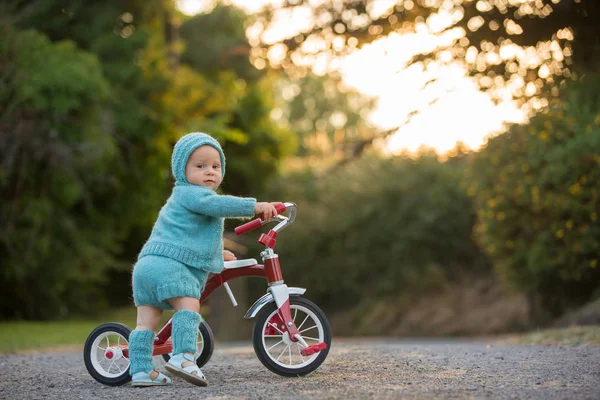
[254, 202, 278, 222]
[223, 250, 237, 261]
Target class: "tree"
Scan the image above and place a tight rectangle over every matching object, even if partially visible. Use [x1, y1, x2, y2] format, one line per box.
[252, 0, 599, 109]
[1, 0, 295, 317]
[177, 3, 296, 195]
[467, 75, 600, 319]
[270, 72, 380, 166]
[0, 25, 116, 319]
[259, 150, 491, 312]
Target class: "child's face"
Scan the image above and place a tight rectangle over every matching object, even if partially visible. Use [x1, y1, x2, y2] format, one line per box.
[185, 145, 223, 190]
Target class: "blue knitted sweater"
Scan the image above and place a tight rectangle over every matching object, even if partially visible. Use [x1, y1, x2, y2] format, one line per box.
[138, 132, 256, 273]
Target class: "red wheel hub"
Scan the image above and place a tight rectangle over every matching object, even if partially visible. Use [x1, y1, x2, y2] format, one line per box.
[265, 313, 285, 335]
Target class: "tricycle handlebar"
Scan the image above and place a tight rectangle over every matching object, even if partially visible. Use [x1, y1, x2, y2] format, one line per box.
[235, 202, 295, 235]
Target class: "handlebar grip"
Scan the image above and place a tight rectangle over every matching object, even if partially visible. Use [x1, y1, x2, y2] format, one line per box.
[274, 203, 287, 214]
[235, 218, 263, 235]
[234, 203, 288, 235]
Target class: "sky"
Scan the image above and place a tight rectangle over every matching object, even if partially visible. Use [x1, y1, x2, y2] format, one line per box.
[177, 0, 525, 154]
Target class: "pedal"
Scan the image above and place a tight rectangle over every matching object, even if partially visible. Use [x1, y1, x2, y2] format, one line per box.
[300, 342, 328, 356]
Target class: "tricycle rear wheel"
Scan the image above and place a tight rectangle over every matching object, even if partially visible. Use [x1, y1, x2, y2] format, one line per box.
[161, 320, 214, 368]
[83, 322, 132, 386]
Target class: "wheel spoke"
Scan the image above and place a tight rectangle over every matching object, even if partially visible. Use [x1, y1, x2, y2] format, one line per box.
[297, 315, 309, 331]
[300, 325, 317, 333]
[108, 358, 116, 373]
[296, 343, 306, 363]
[302, 335, 320, 341]
[268, 322, 285, 335]
[267, 340, 284, 351]
[264, 335, 283, 338]
[276, 345, 289, 361]
[288, 344, 292, 366]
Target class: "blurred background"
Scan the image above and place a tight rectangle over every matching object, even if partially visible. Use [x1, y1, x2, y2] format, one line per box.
[1, 0, 599, 349]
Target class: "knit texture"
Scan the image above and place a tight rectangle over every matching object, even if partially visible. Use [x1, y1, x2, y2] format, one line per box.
[172, 310, 202, 355]
[138, 185, 256, 272]
[128, 329, 155, 375]
[133, 255, 208, 309]
[171, 132, 226, 182]
[138, 132, 256, 273]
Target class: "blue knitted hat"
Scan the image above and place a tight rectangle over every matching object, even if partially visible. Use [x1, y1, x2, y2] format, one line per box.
[171, 132, 226, 183]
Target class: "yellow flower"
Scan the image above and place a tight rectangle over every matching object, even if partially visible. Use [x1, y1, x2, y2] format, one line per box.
[487, 199, 497, 208]
[569, 183, 581, 196]
[591, 260, 598, 269]
[591, 212, 597, 221]
[555, 229, 565, 239]
[487, 244, 496, 254]
[539, 131, 548, 141]
[565, 220, 573, 229]
[496, 212, 505, 221]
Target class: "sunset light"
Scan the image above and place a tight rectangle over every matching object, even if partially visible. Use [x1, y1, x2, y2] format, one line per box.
[177, 0, 574, 155]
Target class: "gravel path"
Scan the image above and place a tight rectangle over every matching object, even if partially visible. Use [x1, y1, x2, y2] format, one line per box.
[1, 338, 598, 399]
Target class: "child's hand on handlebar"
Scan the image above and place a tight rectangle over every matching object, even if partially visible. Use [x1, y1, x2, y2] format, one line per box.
[254, 202, 278, 222]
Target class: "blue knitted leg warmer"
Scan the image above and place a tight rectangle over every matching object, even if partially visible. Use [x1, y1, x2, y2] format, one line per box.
[128, 329, 155, 375]
[172, 310, 201, 355]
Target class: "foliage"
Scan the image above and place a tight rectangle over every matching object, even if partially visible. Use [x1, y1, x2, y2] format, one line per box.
[0, 26, 118, 319]
[467, 75, 600, 317]
[253, 0, 599, 106]
[179, 3, 261, 82]
[259, 151, 491, 312]
[176, 5, 296, 195]
[1, 0, 294, 319]
[270, 72, 379, 165]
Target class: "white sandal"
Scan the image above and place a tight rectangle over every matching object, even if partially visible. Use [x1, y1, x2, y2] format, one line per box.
[131, 370, 172, 387]
[165, 353, 208, 387]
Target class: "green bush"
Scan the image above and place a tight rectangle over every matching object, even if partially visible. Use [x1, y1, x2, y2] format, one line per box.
[467, 76, 600, 317]
[258, 151, 490, 312]
[0, 27, 117, 319]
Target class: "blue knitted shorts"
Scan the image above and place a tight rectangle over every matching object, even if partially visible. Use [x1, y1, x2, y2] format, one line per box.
[132, 255, 209, 310]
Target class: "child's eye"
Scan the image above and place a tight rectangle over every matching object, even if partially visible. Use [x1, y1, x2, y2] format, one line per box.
[197, 164, 204, 169]
[214, 165, 221, 169]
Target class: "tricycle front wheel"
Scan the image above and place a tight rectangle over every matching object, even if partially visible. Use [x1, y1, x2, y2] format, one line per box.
[253, 296, 331, 377]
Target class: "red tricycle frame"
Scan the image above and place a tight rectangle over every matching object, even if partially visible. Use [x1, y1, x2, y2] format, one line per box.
[142, 202, 318, 358]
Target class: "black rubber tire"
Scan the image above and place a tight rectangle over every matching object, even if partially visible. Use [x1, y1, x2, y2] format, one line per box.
[161, 320, 214, 369]
[83, 322, 132, 386]
[252, 296, 331, 377]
